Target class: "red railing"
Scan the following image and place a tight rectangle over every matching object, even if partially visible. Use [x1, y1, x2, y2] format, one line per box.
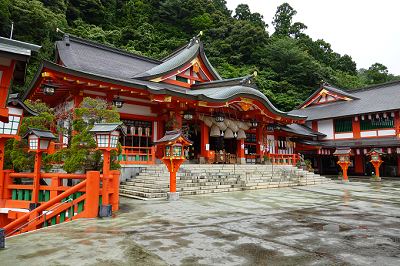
[119, 146, 155, 165]
[268, 153, 300, 165]
[1, 170, 120, 236]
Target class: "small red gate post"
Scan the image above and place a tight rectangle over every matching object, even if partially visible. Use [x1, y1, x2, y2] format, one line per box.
[333, 147, 353, 184]
[367, 148, 386, 181]
[154, 129, 193, 200]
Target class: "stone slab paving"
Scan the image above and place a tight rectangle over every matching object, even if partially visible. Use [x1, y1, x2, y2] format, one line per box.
[1, 181, 400, 265]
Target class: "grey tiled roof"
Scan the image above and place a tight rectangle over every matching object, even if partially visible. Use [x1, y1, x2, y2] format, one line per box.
[22, 128, 57, 140]
[279, 124, 326, 137]
[0, 36, 41, 56]
[135, 36, 222, 81]
[8, 93, 38, 117]
[56, 34, 161, 80]
[88, 123, 126, 136]
[186, 85, 305, 120]
[332, 147, 352, 155]
[136, 41, 200, 78]
[291, 136, 400, 148]
[153, 129, 193, 144]
[23, 60, 304, 121]
[289, 80, 400, 121]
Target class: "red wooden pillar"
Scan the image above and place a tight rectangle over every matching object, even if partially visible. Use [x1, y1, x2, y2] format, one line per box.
[354, 154, 363, 174]
[256, 125, 262, 155]
[174, 111, 182, 130]
[398, 155, 400, 177]
[32, 152, 42, 203]
[0, 139, 5, 205]
[200, 121, 209, 162]
[237, 139, 245, 164]
[102, 150, 111, 205]
[109, 170, 120, 211]
[352, 119, 361, 138]
[85, 171, 100, 218]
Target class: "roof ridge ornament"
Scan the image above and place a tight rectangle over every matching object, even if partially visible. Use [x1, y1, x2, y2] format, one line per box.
[188, 31, 203, 48]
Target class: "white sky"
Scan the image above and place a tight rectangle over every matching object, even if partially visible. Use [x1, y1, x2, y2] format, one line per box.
[226, 0, 400, 75]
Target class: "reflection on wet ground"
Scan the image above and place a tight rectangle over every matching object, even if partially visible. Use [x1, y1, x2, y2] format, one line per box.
[2, 180, 400, 266]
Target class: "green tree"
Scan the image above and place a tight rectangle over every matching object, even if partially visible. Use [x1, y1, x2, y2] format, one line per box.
[50, 97, 122, 175]
[365, 63, 388, 84]
[4, 99, 55, 172]
[233, 4, 267, 29]
[272, 2, 306, 38]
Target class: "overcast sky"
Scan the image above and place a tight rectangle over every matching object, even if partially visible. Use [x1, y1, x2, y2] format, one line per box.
[226, 0, 400, 75]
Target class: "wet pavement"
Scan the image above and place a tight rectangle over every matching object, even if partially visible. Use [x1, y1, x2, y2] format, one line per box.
[1, 180, 400, 266]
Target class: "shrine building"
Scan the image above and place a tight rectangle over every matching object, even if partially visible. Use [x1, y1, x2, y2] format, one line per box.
[22, 31, 312, 169]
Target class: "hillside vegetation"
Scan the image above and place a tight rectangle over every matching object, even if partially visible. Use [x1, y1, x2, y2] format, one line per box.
[1, 0, 399, 111]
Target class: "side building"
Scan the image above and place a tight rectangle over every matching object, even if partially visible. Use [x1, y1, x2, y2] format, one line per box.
[289, 81, 400, 177]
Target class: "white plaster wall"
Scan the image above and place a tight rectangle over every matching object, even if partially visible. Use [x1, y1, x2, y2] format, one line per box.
[8, 107, 23, 116]
[361, 131, 377, 137]
[335, 132, 353, 139]
[318, 96, 325, 102]
[378, 129, 396, 136]
[327, 95, 334, 101]
[83, 89, 106, 97]
[317, 119, 334, 140]
[119, 103, 157, 117]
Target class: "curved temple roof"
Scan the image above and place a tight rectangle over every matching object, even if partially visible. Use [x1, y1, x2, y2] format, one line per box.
[24, 32, 306, 122]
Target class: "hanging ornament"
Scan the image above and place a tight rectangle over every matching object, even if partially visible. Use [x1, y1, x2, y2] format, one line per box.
[138, 126, 143, 136]
[145, 127, 150, 137]
[130, 126, 135, 135]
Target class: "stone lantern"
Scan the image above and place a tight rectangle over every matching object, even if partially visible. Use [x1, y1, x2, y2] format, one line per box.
[366, 148, 386, 180]
[154, 129, 193, 200]
[22, 128, 57, 203]
[88, 123, 126, 216]
[333, 147, 353, 184]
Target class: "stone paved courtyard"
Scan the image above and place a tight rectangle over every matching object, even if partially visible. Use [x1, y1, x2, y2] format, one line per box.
[1, 180, 400, 265]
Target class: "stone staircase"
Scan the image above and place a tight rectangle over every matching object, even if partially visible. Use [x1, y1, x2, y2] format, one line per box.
[119, 164, 336, 200]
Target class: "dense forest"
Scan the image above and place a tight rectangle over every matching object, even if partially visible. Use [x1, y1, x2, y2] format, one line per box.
[1, 0, 399, 111]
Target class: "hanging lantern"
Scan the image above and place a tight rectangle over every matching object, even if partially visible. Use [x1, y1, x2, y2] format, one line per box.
[251, 115, 259, 127]
[387, 147, 392, 154]
[111, 92, 125, 108]
[145, 127, 150, 137]
[138, 127, 143, 136]
[354, 116, 358, 122]
[130, 126, 135, 135]
[376, 113, 380, 119]
[391, 111, 395, 118]
[397, 148, 400, 154]
[41, 78, 59, 96]
[214, 110, 225, 123]
[383, 113, 387, 119]
[220, 130, 224, 137]
[364, 148, 368, 154]
[356, 149, 360, 155]
[88, 123, 126, 150]
[182, 106, 195, 120]
[368, 114, 372, 120]
[361, 115, 365, 121]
